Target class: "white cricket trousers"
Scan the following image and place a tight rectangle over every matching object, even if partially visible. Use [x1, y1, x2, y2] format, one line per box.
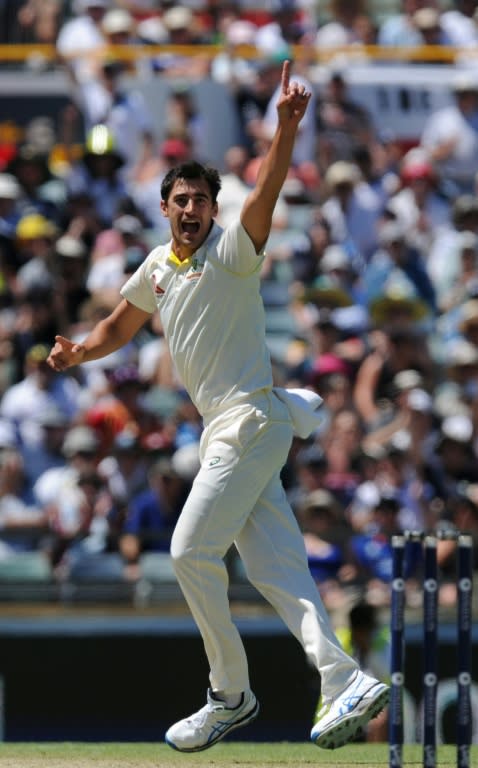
[170, 390, 358, 698]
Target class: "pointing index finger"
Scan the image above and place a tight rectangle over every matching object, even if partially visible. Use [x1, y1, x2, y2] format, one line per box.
[281, 59, 290, 94]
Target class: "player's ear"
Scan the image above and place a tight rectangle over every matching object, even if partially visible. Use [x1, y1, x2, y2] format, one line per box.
[212, 201, 218, 218]
[160, 199, 169, 218]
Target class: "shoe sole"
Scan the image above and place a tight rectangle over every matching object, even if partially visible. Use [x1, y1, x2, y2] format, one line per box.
[312, 684, 389, 750]
[165, 700, 260, 753]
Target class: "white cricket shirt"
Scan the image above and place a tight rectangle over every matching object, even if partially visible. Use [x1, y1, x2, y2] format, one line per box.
[120, 220, 273, 421]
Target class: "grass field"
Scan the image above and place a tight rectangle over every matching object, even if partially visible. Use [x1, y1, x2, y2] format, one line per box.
[0, 742, 476, 768]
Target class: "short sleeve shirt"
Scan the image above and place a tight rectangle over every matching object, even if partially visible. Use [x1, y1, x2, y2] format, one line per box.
[121, 220, 273, 420]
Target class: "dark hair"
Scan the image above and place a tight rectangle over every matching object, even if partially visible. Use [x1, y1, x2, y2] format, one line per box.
[160, 162, 221, 204]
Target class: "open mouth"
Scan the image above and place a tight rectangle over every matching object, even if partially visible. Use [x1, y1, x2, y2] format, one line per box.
[182, 221, 200, 235]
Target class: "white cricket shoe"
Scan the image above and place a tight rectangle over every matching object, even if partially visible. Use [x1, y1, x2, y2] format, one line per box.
[165, 688, 259, 752]
[311, 671, 389, 749]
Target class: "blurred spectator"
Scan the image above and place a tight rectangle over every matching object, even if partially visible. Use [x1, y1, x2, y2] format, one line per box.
[7, 143, 62, 223]
[386, 148, 451, 257]
[321, 160, 383, 266]
[441, 0, 478, 47]
[287, 442, 329, 514]
[427, 193, 478, 311]
[13, 212, 59, 296]
[363, 218, 437, 317]
[49, 468, 114, 575]
[353, 326, 433, 431]
[315, 0, 366, 49]
[98, 426, 149, 510]
[84, 364, 148, 455]
[152, 5, 210, 79]
[420, 72, 478, 196]
[21, 402, 70, 491]
[118, 455, 188, 572]
[0, 173, 22, 241]
[295, 488, 350, 607]
[216, 145, 252, 228]
[259, 53, 318, 172]
[255, 0, 312, 54]
[0, 343, 82, 448]
[65, 124, 130, 228]
[76, 57, 155, 178]
[412, 6, 452, 58]
[316, 70, 377, 174]
[55, 0, 109, 85]
[0, 447, 48, 553]
[377, 0, 430, 49]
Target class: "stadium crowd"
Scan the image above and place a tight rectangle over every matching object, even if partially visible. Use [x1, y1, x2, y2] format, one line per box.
[0, 0, 477, 612]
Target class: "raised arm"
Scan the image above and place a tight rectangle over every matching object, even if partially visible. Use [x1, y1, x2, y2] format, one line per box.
[240, 60, 311, 253]
[47, 299, 152, 372]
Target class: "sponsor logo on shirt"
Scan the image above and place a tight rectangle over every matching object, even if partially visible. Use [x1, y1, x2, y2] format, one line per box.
[151, 273, 165, 295]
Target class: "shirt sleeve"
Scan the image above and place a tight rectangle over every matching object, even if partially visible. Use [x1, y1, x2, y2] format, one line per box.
[120, 249, 159, 314]
[217, 219, 265, 275]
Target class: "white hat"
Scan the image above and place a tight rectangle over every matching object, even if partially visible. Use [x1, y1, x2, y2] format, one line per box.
[325, 161, 360, 188]
[101, 8, 134, 35]
[163, 6, 193, 31]
[440, 414, 473, 444]
[226, 20, 257, 46]
[55, 235, 87, 259]
[0, 173, 20, 200]
[320, 244, 350, 272]
[62, 426, 99, 457]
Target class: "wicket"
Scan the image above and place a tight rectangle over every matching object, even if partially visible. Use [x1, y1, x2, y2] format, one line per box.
[389, 530, 473, 768]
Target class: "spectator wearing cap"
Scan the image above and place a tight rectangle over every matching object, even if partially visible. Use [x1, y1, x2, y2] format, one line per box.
[55, 0, 110, 85]
[295, 488, 350, 607]
[31, 425, 106, 573]
[53, 234, 91, 326]
[321, 160, 383, 266]
[0, 446, 48, 554]
[14, 213, 59, 297]
[118, 456, 189, 575]
[428, 413, 478, 503]
[98, 427, 149, 512]
[65, 124, 129, 228]
[347, 490, 422, 606]
[420, 72, 478, 196]
[210, 13, 258, 87]
[427, 193, 478, 310]
[0, 173, 22, 240]
[439, 231, 478, 312]
[377, 0, 431, 49]
[7, 143, 61, 224]
[0, 343, 82, 449]
[412, 6, 452, 59]
[386, 148, 451, 258]
[21, 403, 71, 492]
[436, 488, 478, 604]
[286, 442, 330, 515]
[364, 218, 437, 324]
[152, 6, 210, 79]
[315, 0, 366, 50]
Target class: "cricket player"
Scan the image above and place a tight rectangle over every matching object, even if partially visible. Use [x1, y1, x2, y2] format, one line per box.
[47, 60, 388, 752]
